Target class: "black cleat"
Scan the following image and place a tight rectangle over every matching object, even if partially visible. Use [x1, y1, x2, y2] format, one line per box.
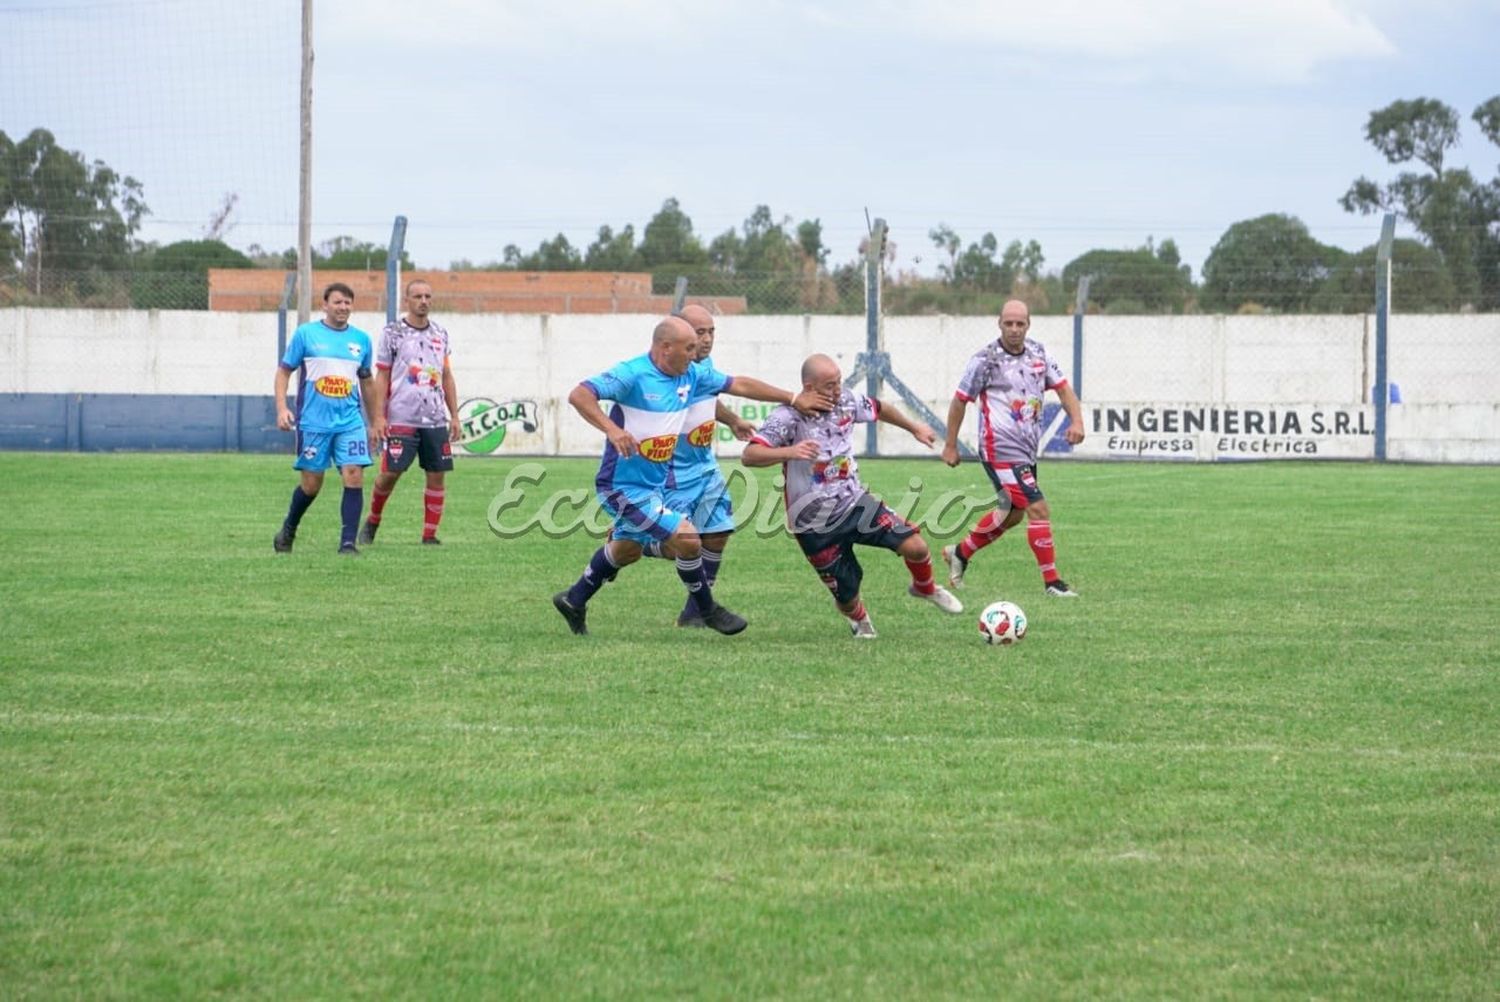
[701, 604, 748, 636]
[357, 519, 378, 545]
[421, 536, 442, 545]
[338, 543, 361, 557]
[273, 527, 295, 553]
[553, 592, 588, 636]
[677, 610, 706, 629]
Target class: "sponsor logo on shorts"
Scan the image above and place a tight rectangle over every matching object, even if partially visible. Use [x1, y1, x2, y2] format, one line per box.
[301, 445, 318, 459]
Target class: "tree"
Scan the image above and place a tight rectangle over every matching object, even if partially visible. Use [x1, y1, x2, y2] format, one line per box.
[1312, 238, 1457, 313]
[1060, 239, 1192, 314]
[638, 197, 707, 269]
[583, 224, 640, 270]
[1341, 95, 1500, 307]
[1201, 214, 1340, 313]
[313, 235, 414, 271]
[0, 128, 148, 295]
[131, 238, 253, 309]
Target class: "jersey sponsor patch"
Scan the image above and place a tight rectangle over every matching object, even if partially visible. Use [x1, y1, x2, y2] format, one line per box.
[687, 420, 716, 447]
[314, 375, 353, 398]
[811, 455, 852, 484]
[639, 433, 678, 463]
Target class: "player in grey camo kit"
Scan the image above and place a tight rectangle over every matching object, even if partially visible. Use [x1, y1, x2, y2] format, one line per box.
[940, 299, 1085, 597]
[742, 353, 963, 639]
[362, 279, 460, 545]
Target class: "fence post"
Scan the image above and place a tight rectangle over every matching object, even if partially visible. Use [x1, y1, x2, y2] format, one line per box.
[864, 217, 888, 456]
[386, 215, 408, 324]
[1072, 276, 1091, 401]
[1374, 213, 1395, 461]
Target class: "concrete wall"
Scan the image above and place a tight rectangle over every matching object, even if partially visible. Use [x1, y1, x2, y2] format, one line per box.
[2, 308, 1496, 462]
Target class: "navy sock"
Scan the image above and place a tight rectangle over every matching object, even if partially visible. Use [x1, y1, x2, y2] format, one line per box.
[284, 486, 316, 531]
[676, 556, 715, 617]
[566, 547, 620, 608]
[341, 486, 363, 547]
[683, 548, 724, 617]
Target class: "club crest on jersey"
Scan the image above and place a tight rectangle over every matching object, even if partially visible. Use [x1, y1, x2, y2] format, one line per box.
[347, 342, 362, 357]
[676, 384, 690, 403]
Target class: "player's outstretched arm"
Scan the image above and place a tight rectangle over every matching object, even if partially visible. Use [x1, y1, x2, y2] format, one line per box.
[1055, 382, 1086, 445]
[875, 400, 937, 447]
[715, 400, 755, 441]
[726, 375, 831, 416]
[742, 439, 820, 467]
[941, 396, 968, 466]
[568, 383, 638, 457]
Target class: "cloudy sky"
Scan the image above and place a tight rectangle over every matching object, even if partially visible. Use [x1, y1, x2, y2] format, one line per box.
[3, 0, 1497, 277]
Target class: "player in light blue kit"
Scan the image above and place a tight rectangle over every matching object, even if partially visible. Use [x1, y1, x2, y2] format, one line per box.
[553, 315, 824, 637]
[660, 304, 756, 627]
[272, 282, 380, 556]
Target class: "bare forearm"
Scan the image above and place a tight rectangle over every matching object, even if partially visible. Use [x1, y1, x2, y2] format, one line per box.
[945, 398, 967, 447]
[875, 401, 918, 434]
[568, 386, 622, 437]
[724, 375, 794, 406]
[442, 369, 459, 421]
[741, 444, 791, 467]
[273, 367, 291, 402]
[1057, 384, 1083, 424]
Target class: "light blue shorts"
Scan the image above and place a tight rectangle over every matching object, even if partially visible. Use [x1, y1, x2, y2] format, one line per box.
[663, 473, 735, 535]
[599, 487, 686, 545]
[294, 428, 373, 471]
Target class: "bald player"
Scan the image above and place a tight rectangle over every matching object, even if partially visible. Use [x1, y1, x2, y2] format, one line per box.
[742, 353, 964, 639]
[940, 299, 1085, 598]
[553, 316, 825, 637]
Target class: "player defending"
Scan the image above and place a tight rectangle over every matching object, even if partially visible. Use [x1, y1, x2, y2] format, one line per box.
[553, 317, 827, 637]
[940, 299, 1085, 597]
[658, 304, 760, 627]
[360, 280, 459, 545]
[741, 353, 963, 639]
[273, 282, 379, 556]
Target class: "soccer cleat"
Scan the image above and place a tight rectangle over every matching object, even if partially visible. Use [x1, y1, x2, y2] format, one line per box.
[273, 527, 295, 553]
[909, 584, 964, 614]
[357, 519, 379, 545]
[337, 543, 361, 557]
[421, 536, 442, 546]
[847, 616, 878, 639]
[1045, 579, 1079, 598]
[701, 604, 748, 636]
[552, 592, 589, 636]
[941, 544, 967, 589]
[677, 610, 707, 629]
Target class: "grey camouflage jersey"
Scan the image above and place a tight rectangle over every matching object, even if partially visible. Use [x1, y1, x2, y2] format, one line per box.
[955, 337, 1067, 464]
[376, 318, 451, 428]
[751, 388, 880, 533]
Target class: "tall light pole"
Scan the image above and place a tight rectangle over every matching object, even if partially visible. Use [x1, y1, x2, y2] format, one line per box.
[297, 0, 313, 324]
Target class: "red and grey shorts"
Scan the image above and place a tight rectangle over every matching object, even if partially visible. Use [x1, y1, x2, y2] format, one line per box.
[793, 493, 919, 605]
[381, 424, 454, 474]
[983, 461, 1045, 509]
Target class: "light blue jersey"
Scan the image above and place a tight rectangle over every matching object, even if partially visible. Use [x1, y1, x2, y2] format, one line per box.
[583, 353, 732, 497]
[281, 320, 374, 433]
[665, 358, 730, 489]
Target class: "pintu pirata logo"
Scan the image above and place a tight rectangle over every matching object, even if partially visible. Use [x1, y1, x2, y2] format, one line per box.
[458, 398, 539, 455]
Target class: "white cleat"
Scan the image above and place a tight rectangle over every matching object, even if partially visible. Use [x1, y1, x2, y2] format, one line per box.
[910, 584, 964, 614]
[941, 545, 967, 590]
[847, 615, 878, 639]
[1045, 579, 1080, 598]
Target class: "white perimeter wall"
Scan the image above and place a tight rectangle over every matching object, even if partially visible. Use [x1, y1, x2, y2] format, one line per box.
[1, 309, 1496, 462]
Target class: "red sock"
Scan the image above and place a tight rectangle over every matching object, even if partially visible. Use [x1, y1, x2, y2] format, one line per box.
[843, 600, 868, 622]
[423, 488, 445, 539]
[958, 510, 1007, 562]
[1027, 520, 1059, 583]
[368, 485, 393, 524]
[905, 556, 937, 595]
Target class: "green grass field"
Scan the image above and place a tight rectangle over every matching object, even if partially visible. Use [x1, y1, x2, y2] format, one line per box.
[2, 453, 1497, 998]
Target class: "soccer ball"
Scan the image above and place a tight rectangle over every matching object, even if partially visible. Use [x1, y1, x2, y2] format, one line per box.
[978, 600, 1027, 645]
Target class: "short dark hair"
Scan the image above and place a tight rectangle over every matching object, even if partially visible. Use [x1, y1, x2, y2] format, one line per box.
[322, 282, 355, 302]
[405, 278, 433, 296]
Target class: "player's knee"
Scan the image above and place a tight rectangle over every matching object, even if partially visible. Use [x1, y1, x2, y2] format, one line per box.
[1027, 500, 1051, 521]
[899, 534, 930, 561]
[608, 539, 642, 566]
